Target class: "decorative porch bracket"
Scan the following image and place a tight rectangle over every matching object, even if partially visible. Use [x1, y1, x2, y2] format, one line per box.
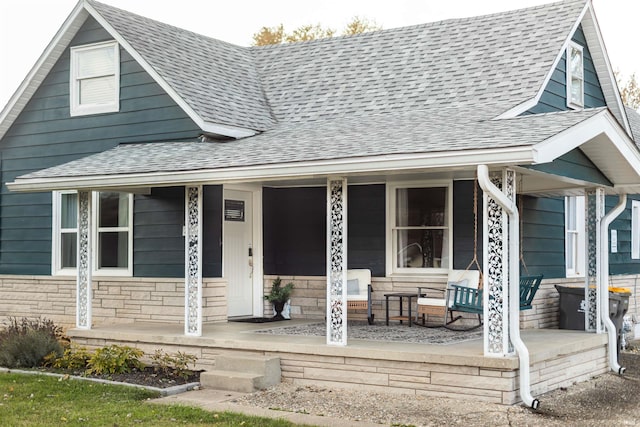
[326, 177, 348, 346]
[585, 188, 604, 332]
[185, 186, 203, 336]
[76, 191, 92, 329]
[483, 169, 515, 356]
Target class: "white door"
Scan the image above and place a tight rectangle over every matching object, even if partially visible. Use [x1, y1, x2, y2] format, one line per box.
[223, 189, 254, 317]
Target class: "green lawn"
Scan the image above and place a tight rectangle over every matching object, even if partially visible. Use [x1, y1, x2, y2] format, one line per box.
[0, 373, 302, 426]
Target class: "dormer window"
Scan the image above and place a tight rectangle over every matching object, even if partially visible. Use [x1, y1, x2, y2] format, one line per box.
[567, 42, 584, 109]
[70, 41, 119, 116]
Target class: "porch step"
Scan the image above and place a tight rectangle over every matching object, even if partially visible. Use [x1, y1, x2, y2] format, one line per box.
[200, 355, 281, 393]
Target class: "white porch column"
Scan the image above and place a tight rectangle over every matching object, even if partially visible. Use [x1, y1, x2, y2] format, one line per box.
[76, 191, 92, 329]
[482, 169, 515, 356]
[326, 177, 348, 346]
[585, 188, 604, 332]
[185, 186, 203, 336]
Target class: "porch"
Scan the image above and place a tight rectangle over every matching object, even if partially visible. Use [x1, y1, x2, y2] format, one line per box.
[66, 320, 608, 405]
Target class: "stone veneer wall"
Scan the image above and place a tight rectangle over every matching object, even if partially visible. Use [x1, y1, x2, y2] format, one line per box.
[0, 275, 227, 328]
[69, 329, 608, 405]
[265, 274, 640, 329]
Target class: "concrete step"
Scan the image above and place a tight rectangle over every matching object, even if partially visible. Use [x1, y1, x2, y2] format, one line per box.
[215, 354, 280, 376]
[200, 355, 281, 392]
[200, 370, 264, 393]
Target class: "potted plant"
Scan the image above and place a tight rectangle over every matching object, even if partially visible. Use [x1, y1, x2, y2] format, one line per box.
[265, 277, 294, 320]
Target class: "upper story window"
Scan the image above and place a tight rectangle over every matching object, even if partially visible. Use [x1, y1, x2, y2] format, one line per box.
[566, 42, 584, 109]
[52, 191, 133, 276]
[70, 41, 120, 116]
[388, 182, 452, 274]
[632, 200, 640, 260]
[565, 195, 585, 277]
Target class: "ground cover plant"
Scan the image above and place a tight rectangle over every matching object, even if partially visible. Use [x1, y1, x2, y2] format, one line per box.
[0, 318, 200, 388]
[0, 373, 301, 426]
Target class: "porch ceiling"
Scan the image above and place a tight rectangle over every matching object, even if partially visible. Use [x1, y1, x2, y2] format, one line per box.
[7, 107, 640, 194]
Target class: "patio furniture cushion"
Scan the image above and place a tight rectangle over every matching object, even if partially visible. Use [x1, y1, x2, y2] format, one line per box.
[346, 269, 374, 324]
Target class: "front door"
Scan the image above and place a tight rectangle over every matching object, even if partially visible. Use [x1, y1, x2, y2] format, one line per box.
[223, 189, 254, 317]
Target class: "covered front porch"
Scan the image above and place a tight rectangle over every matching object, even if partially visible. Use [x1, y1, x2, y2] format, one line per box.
[66, 319, 607, 405]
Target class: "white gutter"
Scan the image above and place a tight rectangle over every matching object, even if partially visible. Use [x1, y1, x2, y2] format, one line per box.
[7, 146, 535, 193]
[477, 164, 539, 410]
[599, 193, 627, 375]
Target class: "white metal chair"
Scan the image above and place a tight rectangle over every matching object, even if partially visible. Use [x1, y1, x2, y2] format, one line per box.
[416, 269, 481, 327]
[346, 269, 374, 325]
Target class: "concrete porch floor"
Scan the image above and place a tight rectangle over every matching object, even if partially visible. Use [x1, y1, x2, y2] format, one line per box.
[66, 320, 610, 404]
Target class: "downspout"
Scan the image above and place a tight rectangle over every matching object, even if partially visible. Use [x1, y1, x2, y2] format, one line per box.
[600, 193, 627, 375]
[477, 165, 539, 410]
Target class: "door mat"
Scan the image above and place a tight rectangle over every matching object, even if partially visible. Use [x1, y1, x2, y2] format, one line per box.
[231, 317, 289, 323]
[252, 321, 482, 345]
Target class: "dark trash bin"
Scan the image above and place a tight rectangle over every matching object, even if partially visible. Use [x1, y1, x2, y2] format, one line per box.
[555, 285, 631, 360]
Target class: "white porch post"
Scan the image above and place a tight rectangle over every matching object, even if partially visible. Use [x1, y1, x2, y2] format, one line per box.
[585, 188, 604, 332]
[326, 177, 348, 346]
[482, 169, 515, 356]
[185, 186, 203, 336]
[76, 191, 92, 329]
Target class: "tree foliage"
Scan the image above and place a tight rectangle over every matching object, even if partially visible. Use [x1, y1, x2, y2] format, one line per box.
[617, 72, 640, 110]
[252, 16, 381, 46]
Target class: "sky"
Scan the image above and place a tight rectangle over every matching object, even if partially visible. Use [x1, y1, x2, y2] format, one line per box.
[1, 0, 638, 110]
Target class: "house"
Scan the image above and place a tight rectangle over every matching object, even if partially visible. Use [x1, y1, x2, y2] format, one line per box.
[1, 0, 640, 406]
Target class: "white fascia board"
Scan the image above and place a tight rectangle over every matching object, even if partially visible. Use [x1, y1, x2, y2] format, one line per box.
[83, 3, 257, 139]
[0, 3, 88, 140]
[581, 4, 631, 134]
[533, 110, 640, 175]
[495, 2, 590, 120]
[6, 146, 535, 192]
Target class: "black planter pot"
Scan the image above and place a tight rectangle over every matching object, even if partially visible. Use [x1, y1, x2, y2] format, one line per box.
[273, 301, 286, 320]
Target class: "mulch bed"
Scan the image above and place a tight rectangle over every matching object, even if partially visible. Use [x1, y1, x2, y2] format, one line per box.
[38, 366, 200, 389]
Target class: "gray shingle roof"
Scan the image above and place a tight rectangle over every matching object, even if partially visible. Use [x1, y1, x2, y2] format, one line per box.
[21, 108, 603, 179]
[625, 106, 640, 145]
[251, 0, 586, 124]
[88, 0, 586, 130]
[88, 0, 275, 131]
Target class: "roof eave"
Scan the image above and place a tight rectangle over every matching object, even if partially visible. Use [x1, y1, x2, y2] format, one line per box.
[0, 2, 88, 140]
[6, 147, 536, 193]
[533, 109, 640, 185]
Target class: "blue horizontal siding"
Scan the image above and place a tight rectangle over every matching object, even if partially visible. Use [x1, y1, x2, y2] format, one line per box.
[523, 25, 606, 115]
[0, 16, 201, 275]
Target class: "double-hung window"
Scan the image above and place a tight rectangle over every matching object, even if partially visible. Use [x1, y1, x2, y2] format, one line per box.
[70, 41, 119, 116]
[632, 200, 640, 259]
[52, 191, 132, 275]
[566, 42, 584, 109]
[565, 195, 585, 276]
[388, 182, 452, 274]
[52, 191, 79, 273]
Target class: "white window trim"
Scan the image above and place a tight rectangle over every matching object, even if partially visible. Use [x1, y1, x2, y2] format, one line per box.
[632, 200, 640, 260]
[566, 41, 584, 110]
[386, 180, 453, 276]
[52, 190, 79, 276]
[70, 40, 120, 117]
[92, 192, 134, 277]
[52, 191, 133, 276]
[565, 195, 586, 277]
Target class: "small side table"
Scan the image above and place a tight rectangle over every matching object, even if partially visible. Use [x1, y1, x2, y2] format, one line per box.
[384, 292, 419, 327]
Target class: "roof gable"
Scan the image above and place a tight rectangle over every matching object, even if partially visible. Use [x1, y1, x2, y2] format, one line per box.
[497, 0, 630, 134]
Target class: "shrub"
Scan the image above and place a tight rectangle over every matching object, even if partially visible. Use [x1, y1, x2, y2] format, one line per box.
[0, 316, 63, 341]
[87, 345, 143, 375]
[0, 317, 64, 369]
[51, 345, 92, 371]
[150, 349, 197, 379]
[0, 329, 63, 368]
